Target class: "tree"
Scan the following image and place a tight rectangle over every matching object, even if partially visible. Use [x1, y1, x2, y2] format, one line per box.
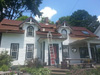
[59, 16, 70, 24]
[16, 16, 29, 21]
[58, 10, 100, 32]
[0, 0, 42, 21]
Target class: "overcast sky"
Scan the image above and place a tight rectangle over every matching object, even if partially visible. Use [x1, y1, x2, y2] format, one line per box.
[23, 0, 100, 22]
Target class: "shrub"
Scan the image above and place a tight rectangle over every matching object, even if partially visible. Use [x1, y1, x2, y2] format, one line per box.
[0, 51, 13, 71]
[21, 67, 51, 75]
[0, 64, 9, 71]
[25, 58, 43, 68]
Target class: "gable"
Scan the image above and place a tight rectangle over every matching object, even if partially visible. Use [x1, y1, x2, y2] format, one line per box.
[94, 25, 100, 38]
[19, 17, 41, 28]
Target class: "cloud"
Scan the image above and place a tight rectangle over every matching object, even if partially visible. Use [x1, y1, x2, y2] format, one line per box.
[97, 16, 100, 22]
[35, 7, 57, 21]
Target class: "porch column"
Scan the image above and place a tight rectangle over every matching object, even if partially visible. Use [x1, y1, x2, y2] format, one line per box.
[87, 42, 92, 59]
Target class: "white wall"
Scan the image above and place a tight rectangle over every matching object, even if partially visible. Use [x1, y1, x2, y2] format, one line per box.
[69, 45, 80, 64]
[0, 22, 40, 65]
[23, 23, 39, 59]
[1, 33, 25, 65]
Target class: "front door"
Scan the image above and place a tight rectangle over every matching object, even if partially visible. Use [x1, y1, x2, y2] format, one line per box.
[48, 44, 59, 65]
[79, 47, 89, 58]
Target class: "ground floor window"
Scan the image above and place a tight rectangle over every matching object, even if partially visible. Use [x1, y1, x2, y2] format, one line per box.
[26, 44, 34, 59]
[10, 43, 19, 60]
[62, 45, 69, 59]
[79, 47, 89, 58]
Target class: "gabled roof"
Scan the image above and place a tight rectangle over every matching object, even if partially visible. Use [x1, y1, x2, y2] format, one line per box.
[36, 23, 61, 36]
[0, 19, 23, 33]
[1, 19, 22, 26]
[19, 17, 41, 28]
[70, 27, 97, 38]
[0, 17, 40, 34]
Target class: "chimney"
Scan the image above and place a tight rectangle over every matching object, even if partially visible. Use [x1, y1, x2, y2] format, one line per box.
[44, 17, 49, 23]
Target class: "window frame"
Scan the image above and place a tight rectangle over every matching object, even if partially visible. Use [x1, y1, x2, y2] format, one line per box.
[26, 44, 34, 59]
[10, 43, 19, 60]
[61, 29, 67, 38]
[27, 26, 34, 37]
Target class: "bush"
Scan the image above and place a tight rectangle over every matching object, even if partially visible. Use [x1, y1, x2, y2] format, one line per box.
[0, 51, 13, 71]
[26, 58, 43, 68]
[0, 64, 9, 71]
[21, 67, 51, 75]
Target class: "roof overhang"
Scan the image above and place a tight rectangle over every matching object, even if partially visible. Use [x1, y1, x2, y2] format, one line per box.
[38, 37, 66, 42]
[69, 37, 99, 46]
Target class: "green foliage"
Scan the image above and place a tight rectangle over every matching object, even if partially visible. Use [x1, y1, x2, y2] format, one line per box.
[66, 67, 100, 75]
[0, 51, 12, 71]
[0, 64, 9, 71]
[26, 58, 43, 68]
[16, 16, 29, 21]
[0, 0, 42, 21]
[59, 16, 70, 24]
[59, 10, 100, 32]
[21, 67, 51, 75]
[86, 68, 100, 75]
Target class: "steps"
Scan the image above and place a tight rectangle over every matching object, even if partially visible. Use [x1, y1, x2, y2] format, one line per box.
[44, 66, 69, 75]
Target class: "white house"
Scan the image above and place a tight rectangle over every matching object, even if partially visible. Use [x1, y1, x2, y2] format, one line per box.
[0, 17, 100, 66]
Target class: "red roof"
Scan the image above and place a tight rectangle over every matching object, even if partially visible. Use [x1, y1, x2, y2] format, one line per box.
[1, 19, 22, 26]
[36, 23, 60, 36]
[36, 31, 61, 36]
[39, 23, 56, 28]
[70, 27, 97, 37]
[0, 19, 97, 38]
[0, 19, 24, 34]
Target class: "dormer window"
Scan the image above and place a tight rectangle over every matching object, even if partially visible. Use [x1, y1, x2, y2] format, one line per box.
[61, 29, 67, 38]
[27, 26, 34, 37]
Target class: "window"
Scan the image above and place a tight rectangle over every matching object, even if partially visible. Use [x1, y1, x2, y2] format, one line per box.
[61, 29, 67, 38]
[10, 43, 19, 59]
[26, 44, 34, 59]
[27, 26, 34, 37]
[62, 45, 69, 58]
[82, 31, 89, 35]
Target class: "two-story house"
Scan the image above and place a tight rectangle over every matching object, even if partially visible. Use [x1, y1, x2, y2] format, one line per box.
[0, 17, 100, 66]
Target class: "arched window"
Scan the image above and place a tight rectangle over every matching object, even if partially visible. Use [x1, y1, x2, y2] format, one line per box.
[27, 26, 34, 37]
[61, 29, 67, 38]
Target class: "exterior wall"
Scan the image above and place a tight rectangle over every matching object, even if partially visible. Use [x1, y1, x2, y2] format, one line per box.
[95, 30, 100, 38]
[23, 23, 39, 59]
[0, 22, 39, 65]
[69, 45, 80, 64]
[0, 33, 24, 65]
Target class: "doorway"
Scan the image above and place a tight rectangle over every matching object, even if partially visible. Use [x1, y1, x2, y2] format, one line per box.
[48, 44, 59, 65]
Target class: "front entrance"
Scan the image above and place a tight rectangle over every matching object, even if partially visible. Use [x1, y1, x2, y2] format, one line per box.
[48, 44, 59, 65]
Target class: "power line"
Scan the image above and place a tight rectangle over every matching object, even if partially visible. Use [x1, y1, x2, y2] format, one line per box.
[69, 0, 79, 15]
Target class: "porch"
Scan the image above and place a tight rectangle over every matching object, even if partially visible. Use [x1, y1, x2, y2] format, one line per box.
[61, 38, 100, 68]
[68, 38, 100, 63]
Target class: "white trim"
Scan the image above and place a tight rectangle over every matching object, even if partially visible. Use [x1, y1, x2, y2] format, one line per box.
[94, 25, 100, 34]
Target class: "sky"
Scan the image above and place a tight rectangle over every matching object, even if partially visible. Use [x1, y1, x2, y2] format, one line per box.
[23, 0, 100, 22]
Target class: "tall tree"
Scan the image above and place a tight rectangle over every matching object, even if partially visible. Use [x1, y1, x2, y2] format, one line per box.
[16, 16, 29, 21]
[0, 0, 42, 21]
[58, 10, 100, 32]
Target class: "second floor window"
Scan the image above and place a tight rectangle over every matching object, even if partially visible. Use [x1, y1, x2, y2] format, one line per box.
[61, 29, 67, 38]
[27, 26, 34, 37]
